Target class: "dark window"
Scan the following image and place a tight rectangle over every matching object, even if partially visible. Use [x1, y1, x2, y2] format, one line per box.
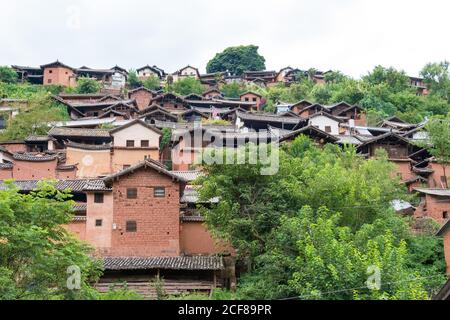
[95, 219, 102, 227]
[253, 97, 257, 102]
[126, 221, 137, 232]
[93, 112, 99, 117]
[141, 140, 149, 148]
[126, 140, 135, 147]
[245, 98, 249, 102]
[127, 188, 137, 199]
[444, 211, 449, 219]
[325, 126, 332, 133]
[154, 187, 166, 198]
[94, 193, 104, 203]
[47, 79, 52, 84]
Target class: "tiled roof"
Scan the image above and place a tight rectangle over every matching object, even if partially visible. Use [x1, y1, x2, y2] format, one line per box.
[13, 153, 58, 162]
[103, 159, 185, 184]
[0, 179, 110, 192]
[66, 141, 112, 151]
[25, 135, 52, 142]
[171, 171, 203, 181]
[413, 188, 450, 197]
[72, 216, 87, 222]
[334, 135, 362, 145]
[181, 215, 206, 222]
[236, 111, 303, 124]
[181, 188, 219, 204]
[279, 125, 340, 143]
[73, 203, 87, 212]
[56, 164, 77, 171]
[48, 127, 111, 138]
[103, 256, 224, 271]
[0, 163, 13, 169]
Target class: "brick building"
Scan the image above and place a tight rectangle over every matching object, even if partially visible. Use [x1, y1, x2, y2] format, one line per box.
[41, 61, 77, 87]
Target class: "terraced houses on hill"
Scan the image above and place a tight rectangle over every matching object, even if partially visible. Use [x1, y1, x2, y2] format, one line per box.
[0, 60, 446, 296]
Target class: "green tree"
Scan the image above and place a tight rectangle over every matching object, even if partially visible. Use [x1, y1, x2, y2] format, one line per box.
[363, 66, 410, 93]
[197, 137, 440, 300]
[423, 115, 450, 188]
[0, 66, 18, 84]
[0, 181, 102, 299]
[220, 82, 246, 98]
[264, 207, 427, 300]
[168, 77, 204, 96]
[421, 61, 450, 101]
[127, 69, 142, 89]
[75, 77, 101, 94]
[0, 93, 69, 141]
[206, 45, 266, 76]
[159, 128, 172, 151]
[142, 76, 161, 91]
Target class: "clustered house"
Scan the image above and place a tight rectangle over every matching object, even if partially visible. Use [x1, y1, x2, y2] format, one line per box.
[2, 60, 447, 296]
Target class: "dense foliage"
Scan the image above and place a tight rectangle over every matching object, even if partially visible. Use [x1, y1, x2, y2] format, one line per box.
[206, 45, 266, 76]
[232, 63, 450, 123]
[127, 69, 142, 89]
[74, 77, 101, 94]
[423, 115, 450, 188]
[0, 66, 18, 84]
[167, 77, 204, 96]
[197, 137, 446, 300]
[0, 181, 103, 299]
[143, 75, 161, 91]
[0, 92, 69, 141]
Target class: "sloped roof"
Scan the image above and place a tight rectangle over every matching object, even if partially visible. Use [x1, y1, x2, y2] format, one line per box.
[66, 141, 112, 151]
[103, 256, 224, 271]
[437, 220, 450, 237]
[236, 111, 303, 125]
[413, 188, 450, 197]
[181, 188, 219, 204]
[40, 60, 75, 71]
[357, 132, 413, 148]
[180, 109, 209, 119]
[25, 135, 52, 142]
[48, 127, 111, 138]
[0, 179, 110, 192]
[171, 171, 203, 181]
[13, 153, 58, 162]
[128, 86, 158, 95]
[308, 111, 344, 123]
[181, 215, 206, 222]
[103, 159, 186, 185]
[279, 125, 340, 143]
[109, 119, 162, 135]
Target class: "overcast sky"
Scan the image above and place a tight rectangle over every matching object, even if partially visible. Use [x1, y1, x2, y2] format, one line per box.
[1, 0, 449, 78]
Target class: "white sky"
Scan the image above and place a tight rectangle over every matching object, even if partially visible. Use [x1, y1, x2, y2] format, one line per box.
[0, 0, 449, 78]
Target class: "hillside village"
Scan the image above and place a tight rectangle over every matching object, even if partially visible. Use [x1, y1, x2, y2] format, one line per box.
[0, 59, 449, 299]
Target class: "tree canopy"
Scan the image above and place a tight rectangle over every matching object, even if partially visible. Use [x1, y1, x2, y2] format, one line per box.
[142, 75, 161, 91]
[0, 181, 102, 299]
[167, 77, 204, 96]
[0, 92, 69, 141]
[127, 69, 142, 89]
[423, 115, 450, 188]
[206, 45, 266, 76]
[0, 66, 18, 84]
[196, 137, 446, 300]
[75, 77, 101, 94]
